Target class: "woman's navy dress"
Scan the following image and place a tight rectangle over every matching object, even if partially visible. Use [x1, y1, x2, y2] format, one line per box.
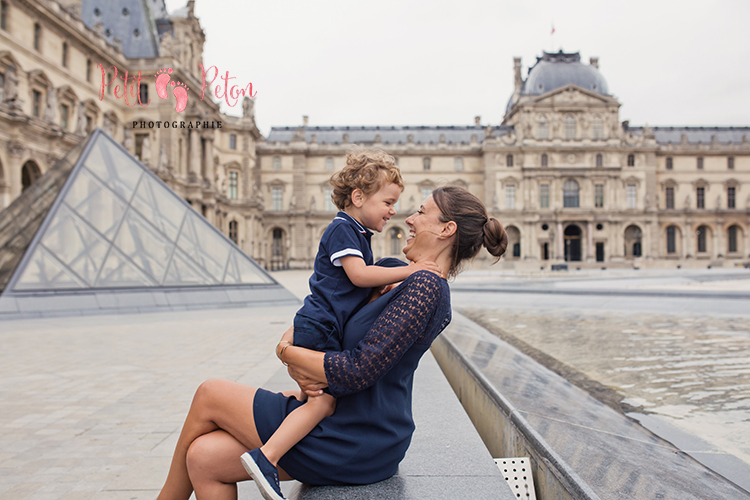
[253, 270, 451, 485]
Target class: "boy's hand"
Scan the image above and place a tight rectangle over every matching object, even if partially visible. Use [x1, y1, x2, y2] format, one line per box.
[410, 260, 443, 278]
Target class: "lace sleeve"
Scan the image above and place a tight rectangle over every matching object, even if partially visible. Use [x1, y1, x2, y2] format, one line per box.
[324, 271, 446, 398]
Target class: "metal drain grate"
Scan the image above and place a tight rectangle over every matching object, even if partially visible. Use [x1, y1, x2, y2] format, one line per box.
[495, 457, 536, 500]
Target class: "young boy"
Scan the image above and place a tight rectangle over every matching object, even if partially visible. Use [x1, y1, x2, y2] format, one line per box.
[241, 150, 440, 500]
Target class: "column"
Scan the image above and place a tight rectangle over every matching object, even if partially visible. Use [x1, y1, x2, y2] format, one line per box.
[556, 221, 564, 261]
[713, 226, 722, 259]
[188, 130, 200, 183]
[202, 135, 214, 185]
[683, 222, 691, 259]
[587, 221, 594, 261]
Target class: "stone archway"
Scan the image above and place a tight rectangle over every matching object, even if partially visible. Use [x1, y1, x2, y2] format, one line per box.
[269, 227, 287, 271]
[564, 224, 582, 262]
[21, 160, 42, 191]
[624, 224, 643, 259]
[505, 225, 521, 259]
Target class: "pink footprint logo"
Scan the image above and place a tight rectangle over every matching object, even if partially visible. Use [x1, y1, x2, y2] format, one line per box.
[170, 81, 189, 113]
[154, 68, 173, 99]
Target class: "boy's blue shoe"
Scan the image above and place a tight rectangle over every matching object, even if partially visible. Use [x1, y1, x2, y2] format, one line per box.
[241, 448, 285, 500]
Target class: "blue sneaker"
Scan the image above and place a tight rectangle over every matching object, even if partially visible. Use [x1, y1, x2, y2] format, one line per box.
[241, 448, 285, 500]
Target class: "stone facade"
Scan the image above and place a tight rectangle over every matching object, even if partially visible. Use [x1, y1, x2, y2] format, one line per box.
[1, 2, 748, 270]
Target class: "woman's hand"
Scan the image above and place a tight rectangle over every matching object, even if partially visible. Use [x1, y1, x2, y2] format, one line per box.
[288, 365, 327, 397]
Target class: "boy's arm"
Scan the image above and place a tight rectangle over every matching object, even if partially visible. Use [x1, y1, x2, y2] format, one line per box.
[339, 256, 441, 288]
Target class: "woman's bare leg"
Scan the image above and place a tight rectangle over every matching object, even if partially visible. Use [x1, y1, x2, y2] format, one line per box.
[157, 379, 268, 500]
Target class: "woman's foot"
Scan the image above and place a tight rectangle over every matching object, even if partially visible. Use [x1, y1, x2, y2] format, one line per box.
[241, 448, 285, 500]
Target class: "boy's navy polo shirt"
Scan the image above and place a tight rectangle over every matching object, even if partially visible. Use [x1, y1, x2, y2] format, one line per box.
[296, 211, 374, 339]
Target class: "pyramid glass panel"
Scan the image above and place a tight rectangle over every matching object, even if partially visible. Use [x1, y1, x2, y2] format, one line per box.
[164, 248, 217, 286]
[130, 173, 187, 243]
[63, 167, 128, 240]
[97, 247, 157, 287]
[176, 212, 232, 282]
[15, 246, 86, 290]
[234, 249, 274, 284]
[83, 137, 143, 202]
[113, 208, 174, 283]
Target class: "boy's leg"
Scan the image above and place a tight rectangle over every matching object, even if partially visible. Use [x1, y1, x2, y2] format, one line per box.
[260, 393, 336, 466]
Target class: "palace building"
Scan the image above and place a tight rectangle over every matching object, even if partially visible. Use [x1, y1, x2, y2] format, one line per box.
[1, 0, 748, 271]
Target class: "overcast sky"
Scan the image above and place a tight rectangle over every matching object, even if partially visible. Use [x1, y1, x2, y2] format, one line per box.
[164, 0, 750, 136]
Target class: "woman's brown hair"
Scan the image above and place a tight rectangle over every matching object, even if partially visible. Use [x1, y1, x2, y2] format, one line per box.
[432, 186, 508, 278]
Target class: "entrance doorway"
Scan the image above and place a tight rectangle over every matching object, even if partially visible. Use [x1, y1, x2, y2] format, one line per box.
[596, 242, 605, 262]
[564, 225, 582, 262]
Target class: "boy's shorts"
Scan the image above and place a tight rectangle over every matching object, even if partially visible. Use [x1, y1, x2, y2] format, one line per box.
[293, 315, 342, 352]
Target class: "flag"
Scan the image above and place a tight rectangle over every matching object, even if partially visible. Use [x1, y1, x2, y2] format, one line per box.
[551, 25, 555, 35]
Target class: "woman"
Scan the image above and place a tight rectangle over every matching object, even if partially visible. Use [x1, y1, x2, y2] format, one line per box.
[157, 186, 508, 499]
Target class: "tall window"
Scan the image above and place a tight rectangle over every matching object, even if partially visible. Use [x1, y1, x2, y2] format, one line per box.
[564, 115, 576, 140]
[728, 157, 734, 170]
[727, 187, 736, 209]
[696, 187, 705, 209]
[666, 187, 674, 209]
[139, 83, 148, 104]
[505, 185, 516, 209]
[390, 228, 404, 255]
[541, 154, 548, 167]
[537, 116, 549, 140]
[563, 179, 579, 208]
[62, 42, 68, 67]
[34, 23, 41, 51]
[455, 157, 464, 171]
[696, 227, 707, 253]
[627, 184, 637, 209]
[506, 155, 513, 167]
[539, 184, 549, 208]
[697, 157, 704, 169]
[135, 133, 148, 161]
[627, 154, 635, 167]
[325, 157, 334, 171]
[666, 226, 676, 254]
[228, 171, 238, 199]
[666, 157, 673, 170]
[60, 104, 69, 130]
[272, 187, 283, 211]
[594, 184, 604, 208]
[229, 134, 237, 150]
[728, 226, 738, 253]
[422, 157, 431, 171]
[1, 1, 7, 31]
[592, 116, 603, 139]
[228, 220, 238, 244]
[32, 90, 41, 117]
[422, 187, 432, 202]
[324, 188, 335, 212]
[272, 156, 281, 170]
[596, 154, 603, 167]
[86, 59, 92, 82]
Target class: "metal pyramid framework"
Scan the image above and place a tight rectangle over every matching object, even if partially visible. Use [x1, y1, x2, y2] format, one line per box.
[0, 129, 297, 318]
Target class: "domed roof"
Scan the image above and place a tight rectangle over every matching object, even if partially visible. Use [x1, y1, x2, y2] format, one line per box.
[506, 51, 610, 115]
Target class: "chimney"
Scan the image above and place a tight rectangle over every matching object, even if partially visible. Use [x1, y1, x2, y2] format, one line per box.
[590, 57, 599, 69]
[475, 116, 481, 126]
[303, 115, 309, 126]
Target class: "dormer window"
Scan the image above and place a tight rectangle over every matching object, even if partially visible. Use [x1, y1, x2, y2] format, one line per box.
[564, 115, 576, 140]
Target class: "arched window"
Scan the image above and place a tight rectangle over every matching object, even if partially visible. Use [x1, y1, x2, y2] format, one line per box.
[228, 220, 238, 244]
[592, 115, 603, 139]
[696, 225, 708, 253]
[728, 225, 738, 253]
[666, 226, 677, 254]
[563, 179, 579, 208]
[21, 161, 41, 191]
[564, 115, 576, 140]
[627, 154, 635, 167]
[541, 154, 548, 167]
[595, 154, 603, 167]
[537, 116, 549, 140]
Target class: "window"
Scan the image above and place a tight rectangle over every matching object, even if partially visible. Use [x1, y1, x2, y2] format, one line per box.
[455, 157, 464, 171]
[627, 154, 635, 167]
[728, 157, 734, 170]
[627, 184, 637, 209]
[228, 220, 238, 244]
[513, 243, 520, 258]
[423, 157, 431, 171]
[422, 187, 432, 202]
[272, 156, 281, 170]
[537, 116, 549, 140]
[666, 226, 676, 254]
[728, 187, 736, 209]
[86, 59, 92, 82]
[272, 187, 283, 211]
[139, 83, 148, 104]
[666, 157, 673, 170]
[728, 226, 738, 253]
[696, 187, 705, 209]
[1, 1, 7, 31]
[666, 186, 674, 209]
[592, 115, 603, 139]
[505, 185, 516, 209]
[539, 184, 549, 208]
[228, 171, 238, 199]
[34, 23, 41, 51]
[697, 157, 703, 170]
[86, 114, 93, 133]
[506, 155, 513, 167]
[60, 104, 69, 130]
[32, 90, 41, 117]
[596, 154, 603, 167]
[324, 188, 335, 212]
[135, 133, 148, 161]
[325, 157, 334, 171]
[62, 42, 68, 67]
[594, 184, 604, 208]
[563, 179, 579, 208]
[390, 228, 403, 255]
[541, 154, 548, 167]
[564, 115, 576, 140]
[229, 134, 237, 150]
[696, 227, 707, 253]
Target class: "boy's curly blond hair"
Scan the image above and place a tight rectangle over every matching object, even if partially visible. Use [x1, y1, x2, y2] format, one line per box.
[330, 149, 404, 210]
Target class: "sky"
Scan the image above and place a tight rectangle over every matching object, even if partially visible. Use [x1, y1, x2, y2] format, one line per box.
[164, 0, 750, 137]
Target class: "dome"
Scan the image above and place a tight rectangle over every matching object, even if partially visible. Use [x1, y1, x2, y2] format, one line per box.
[506, 51, 610, 115]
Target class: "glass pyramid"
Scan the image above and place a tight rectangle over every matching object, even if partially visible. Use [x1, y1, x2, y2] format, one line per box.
[0, 130, 297, 318]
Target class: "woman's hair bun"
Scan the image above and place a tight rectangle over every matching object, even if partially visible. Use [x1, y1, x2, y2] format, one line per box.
[483, 217, 508, 259]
